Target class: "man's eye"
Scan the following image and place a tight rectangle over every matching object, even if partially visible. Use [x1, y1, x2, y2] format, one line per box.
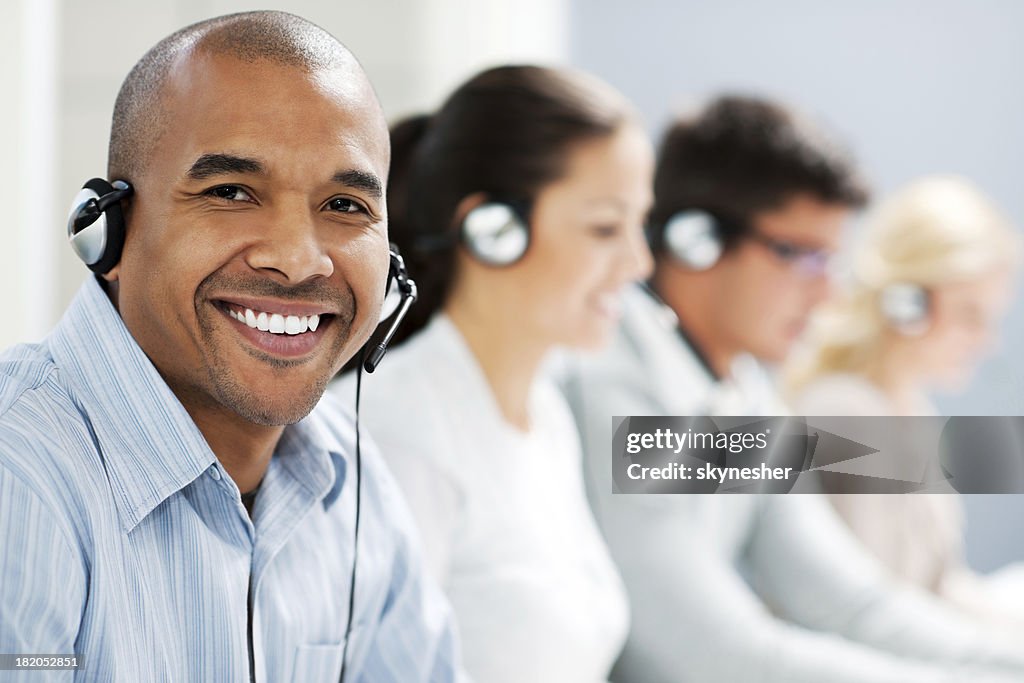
[771, 242, 802, 261]
[326, 197, 366, 214]
[206, 185, 253, 202]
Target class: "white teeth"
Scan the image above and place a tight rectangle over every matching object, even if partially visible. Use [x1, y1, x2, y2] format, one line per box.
[227, 305, 323, 334]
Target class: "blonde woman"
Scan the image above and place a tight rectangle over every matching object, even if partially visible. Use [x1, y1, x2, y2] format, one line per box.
[787, 175, 1023, 628]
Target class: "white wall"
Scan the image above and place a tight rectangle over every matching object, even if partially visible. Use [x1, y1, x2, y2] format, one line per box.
[0, 0, 58, 350]
[0, 3, 25, 351]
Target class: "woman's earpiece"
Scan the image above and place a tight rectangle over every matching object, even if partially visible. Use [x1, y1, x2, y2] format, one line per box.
[879, 282, 931, 336]
[415, 199, 531, 267]
[460, 202, 530, 266]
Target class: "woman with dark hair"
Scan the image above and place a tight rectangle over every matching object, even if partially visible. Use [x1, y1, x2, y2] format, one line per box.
[333, 65, 653, 681]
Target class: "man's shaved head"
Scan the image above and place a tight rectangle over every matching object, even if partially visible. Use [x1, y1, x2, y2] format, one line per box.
[104, 11, 392, 432]
[108, 10, 378, 180]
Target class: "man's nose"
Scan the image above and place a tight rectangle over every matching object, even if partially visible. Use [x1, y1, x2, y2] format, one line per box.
[244, 202, 334, 284]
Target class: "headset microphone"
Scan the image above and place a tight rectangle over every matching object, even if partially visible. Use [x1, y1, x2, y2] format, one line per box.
[340, 247, 416, 682]
[364, 249, 418, 372]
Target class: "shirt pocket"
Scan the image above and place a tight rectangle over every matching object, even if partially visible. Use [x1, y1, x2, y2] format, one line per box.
[292, 641, 345, 683]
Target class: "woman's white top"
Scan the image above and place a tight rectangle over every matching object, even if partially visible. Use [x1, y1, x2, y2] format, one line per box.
[791, 373, 961, 590]
[332, 314, 628, 683]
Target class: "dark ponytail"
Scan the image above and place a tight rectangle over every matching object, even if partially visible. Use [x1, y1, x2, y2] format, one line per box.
[385, 113, 447, 346]
[386, 65, 635, 347]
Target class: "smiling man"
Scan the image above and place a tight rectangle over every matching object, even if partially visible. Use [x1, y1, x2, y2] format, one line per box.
[0, 11, 461, 682]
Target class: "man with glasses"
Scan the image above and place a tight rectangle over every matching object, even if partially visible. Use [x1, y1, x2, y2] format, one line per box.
[565, 96, 1024, 682]
[633, 95, 864, 415]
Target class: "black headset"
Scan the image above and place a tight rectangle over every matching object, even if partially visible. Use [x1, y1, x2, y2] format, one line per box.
[417, 198, 532, 266]
[67, 178, 133, 275]
[364, 250, 418, 371]
[66, 177, 416, 682]
[656, 208, 727, 271]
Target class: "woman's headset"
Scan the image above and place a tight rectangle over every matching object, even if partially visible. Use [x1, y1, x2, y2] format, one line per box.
[416, 198, 532, 266]
[879, 282, 931, 336]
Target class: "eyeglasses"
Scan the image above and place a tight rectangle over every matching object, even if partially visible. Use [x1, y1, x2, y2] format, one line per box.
[745, 230, 835, 278]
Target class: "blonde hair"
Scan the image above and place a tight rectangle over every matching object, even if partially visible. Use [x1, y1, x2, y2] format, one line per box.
[786, 175, 1019, 393]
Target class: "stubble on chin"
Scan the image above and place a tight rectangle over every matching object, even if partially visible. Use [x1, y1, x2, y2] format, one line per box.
[192, 271, 360, 426]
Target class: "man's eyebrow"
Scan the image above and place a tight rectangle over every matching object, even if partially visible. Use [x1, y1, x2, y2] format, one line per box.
[332, 169, 383, 199]
[186, 154, 265, 180]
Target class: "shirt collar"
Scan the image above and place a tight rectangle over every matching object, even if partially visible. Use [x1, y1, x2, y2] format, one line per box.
[49, 278, 216, 532]
[273, 401, 348, 511]
[48, 277, 348, 531]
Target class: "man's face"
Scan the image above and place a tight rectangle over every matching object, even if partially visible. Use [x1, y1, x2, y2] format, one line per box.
[109, 51, 390, 426]
[710, 193, 851, 363]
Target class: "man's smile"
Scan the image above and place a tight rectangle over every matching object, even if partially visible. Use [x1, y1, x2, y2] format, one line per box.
[211, 298, 338, 359]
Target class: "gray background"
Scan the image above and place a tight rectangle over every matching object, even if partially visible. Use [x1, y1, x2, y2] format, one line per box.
[569, 0, 1024, 571]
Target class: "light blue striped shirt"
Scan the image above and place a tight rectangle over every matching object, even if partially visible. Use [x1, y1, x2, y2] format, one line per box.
[0, 277, 463, 682]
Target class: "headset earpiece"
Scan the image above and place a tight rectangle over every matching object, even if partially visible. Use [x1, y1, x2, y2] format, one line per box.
[880, 282, 931, 336]
[460, 201, 530, 266]
[66, 178, 133, 275]
[662, 209, 724, 271]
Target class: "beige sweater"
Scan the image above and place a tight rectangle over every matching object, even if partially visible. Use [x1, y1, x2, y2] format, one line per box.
[792, 373, 1024, 630]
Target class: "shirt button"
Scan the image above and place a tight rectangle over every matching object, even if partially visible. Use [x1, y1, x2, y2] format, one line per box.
[208, 467, 222, 481]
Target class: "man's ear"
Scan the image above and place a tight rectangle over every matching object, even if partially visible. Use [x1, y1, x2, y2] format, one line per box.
[103, 278, 121, 311]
